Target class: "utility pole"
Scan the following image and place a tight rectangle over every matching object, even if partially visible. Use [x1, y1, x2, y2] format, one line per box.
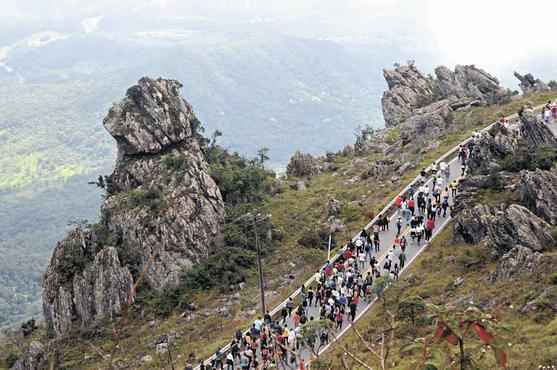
[327, 234, 332, 261]
[253, 214, 266, 316]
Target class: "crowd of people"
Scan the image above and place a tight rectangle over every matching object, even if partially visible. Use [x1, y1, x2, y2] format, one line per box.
[187, 158, 466, 370]
[181, 103, 557, 370]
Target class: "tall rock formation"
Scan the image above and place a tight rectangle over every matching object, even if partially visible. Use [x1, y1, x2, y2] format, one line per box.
[514, 71, 549, 95]
[42, 78, 225, 337]
[381, 63, 511, 129]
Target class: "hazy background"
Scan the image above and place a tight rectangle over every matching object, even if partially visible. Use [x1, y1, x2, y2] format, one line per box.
[1, 0, 556, 326]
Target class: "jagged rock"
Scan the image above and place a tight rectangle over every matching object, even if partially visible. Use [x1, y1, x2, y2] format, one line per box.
[519, 109, 557, 148]
[518, 168, 557, 225]
[400, 99, 455, 138]
[72, 247, 134, 330]
[454, 203, 555, 257]
[10, 341, 47, 370]
[514, 72, 549, 95]
[381, 64, 437, 128]
[466, 123, 518, 175]
[436, 65, 510, 104]
[490, 246, 544, 282]
[104, 78, 197, 156]
[467, 111, 557, 176]
[382, 63, 510, 128]
[43, 78, 225, 337]
[286, 151, 319, 178]
[327, 198, 342, 217]
[451, 172, 519, 216]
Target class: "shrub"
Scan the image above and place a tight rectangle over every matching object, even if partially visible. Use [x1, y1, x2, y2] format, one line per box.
[126, 188, 164, 210]
[161, 153, 189, 171]
[500, 143, 557, 172]
[297, 228, 332, 250]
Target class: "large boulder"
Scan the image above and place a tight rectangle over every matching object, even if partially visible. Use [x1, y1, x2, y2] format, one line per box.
[514, 72, 549, 95]
[518, 168, 557, 225]
[454, 203, 555, 257]
[10, 341, 47, 370]
[43, 78, 225, 337]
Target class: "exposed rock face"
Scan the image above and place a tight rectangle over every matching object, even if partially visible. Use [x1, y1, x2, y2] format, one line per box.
[382, 63, 510, 128]
[514, 72, 549, 95]
[467, 110, 557, 176]
[43, 78, 225, 337]
[518, 168, 557, 225]
[10, 341, 47, 370]
[454, 203, 555, 257]
[435, 65, 508, 104]
[381, 64, 437, 128]
[491, 246, 544, 282]
[286, 151, 319, 178]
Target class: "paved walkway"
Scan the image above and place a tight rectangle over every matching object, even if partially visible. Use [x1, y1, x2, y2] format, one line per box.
[196, 109, 557, 370]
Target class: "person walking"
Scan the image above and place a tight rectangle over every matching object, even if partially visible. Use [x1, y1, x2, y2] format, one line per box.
[399, 251, 406, 269]
[396, 217, 402, 237]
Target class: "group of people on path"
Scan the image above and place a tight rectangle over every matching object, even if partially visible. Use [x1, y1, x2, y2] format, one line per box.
[191, 140, 476, 370]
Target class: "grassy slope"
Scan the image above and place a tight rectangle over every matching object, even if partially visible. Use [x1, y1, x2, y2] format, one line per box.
[319, 225, 557, 369]
[2, 92, 557, 369]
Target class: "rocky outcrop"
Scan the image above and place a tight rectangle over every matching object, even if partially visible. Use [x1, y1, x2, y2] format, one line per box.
[518, 168, 557, 225]
[43, 78, 225, 337]
[381, 64, 437, 128]
[467, 110, 557, 176]
[286, 151, 320, 178]
[514, 72, 549, 95]
[519, 110, 557, 148]
[454, 203, 555, 257]
[490, 246, 544, 282]
[382, 63, 510, 128]
[435, 65, 509, 104]
[10, 341, 47, 370]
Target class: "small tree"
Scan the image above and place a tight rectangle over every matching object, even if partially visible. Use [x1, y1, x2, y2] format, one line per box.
[398, 295, 426, 327]
[416, 305, 510, 370]
[257, 147, 270, 166]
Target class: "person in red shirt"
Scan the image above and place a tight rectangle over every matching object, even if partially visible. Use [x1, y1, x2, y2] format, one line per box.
[408, 198, 415, 215]
[395, 195, 403, 208]
[425, 218, 435, 241]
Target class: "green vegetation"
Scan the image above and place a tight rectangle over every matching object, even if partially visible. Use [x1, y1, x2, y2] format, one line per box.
[318, 164, 557, 370]
[126, 188, 165, 210]
[500, 144, 557, 172]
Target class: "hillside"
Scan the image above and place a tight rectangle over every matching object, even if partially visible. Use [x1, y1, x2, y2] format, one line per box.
[0, 30, 389, 327]
[2, 61, 556, 369]
[319, 113, 557, 369]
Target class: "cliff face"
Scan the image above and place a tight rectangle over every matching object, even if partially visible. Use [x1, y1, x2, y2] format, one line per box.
[42, 78, 225, 337]
[381, 63, 511, 129]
